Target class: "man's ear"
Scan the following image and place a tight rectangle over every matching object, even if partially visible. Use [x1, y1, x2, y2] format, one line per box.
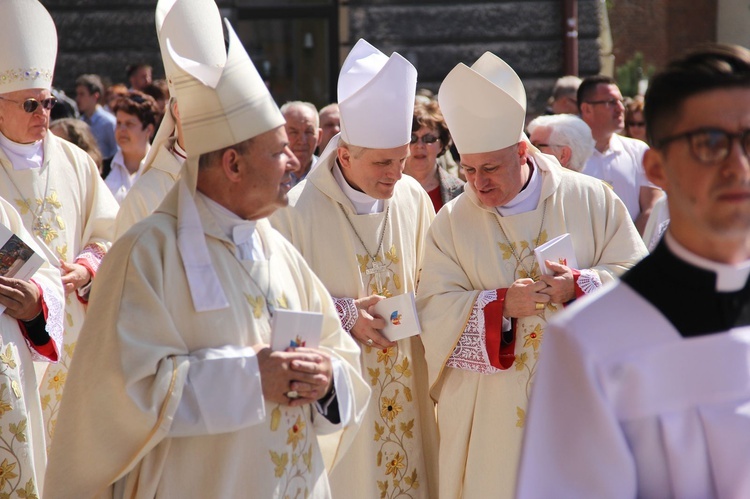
[559, 145, 572, 167]
[338, 146, 351, 169]
[643, 148, 668, 190]
[221, 148, 243, 181]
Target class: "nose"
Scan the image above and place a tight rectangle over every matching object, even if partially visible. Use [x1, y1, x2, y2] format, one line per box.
[285, 146, 300, 172]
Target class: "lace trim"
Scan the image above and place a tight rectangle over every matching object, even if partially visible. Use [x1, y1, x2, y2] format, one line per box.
[577, 269, 602, 295]
[75, 242, 107, 275]
[26, 278, 63, 363]
[446, 290, 501, 375]
[334, 297, 357, 333]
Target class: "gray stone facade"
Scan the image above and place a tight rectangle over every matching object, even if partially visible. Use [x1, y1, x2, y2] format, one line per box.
[46, 0, 600, 117]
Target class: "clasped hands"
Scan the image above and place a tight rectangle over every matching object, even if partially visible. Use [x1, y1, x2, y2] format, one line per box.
[255, 345, 334, 407]
[503, 260, 575, 319]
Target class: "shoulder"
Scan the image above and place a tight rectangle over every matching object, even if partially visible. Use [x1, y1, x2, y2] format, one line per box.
[393, 174, 433, 211]
[614, 134, 649, 159]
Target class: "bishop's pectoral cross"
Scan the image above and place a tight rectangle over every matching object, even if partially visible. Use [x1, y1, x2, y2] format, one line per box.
[366, 259, 388, 295]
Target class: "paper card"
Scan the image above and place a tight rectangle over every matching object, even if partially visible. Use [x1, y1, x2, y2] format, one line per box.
[372, 292, 421, 342]
[534, 233, 578, 276]
[0, 223, 44, 315]
[270, 309, 323, 351]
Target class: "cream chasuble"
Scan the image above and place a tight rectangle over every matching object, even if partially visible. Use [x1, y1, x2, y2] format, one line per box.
[0, 197, 64, 499]
[417, 152, 647, 499]
[44, 185, 369, 498]
[0, 133, 118, 449]
[271, 155, 439, 499]
[114, 139, 183, 240]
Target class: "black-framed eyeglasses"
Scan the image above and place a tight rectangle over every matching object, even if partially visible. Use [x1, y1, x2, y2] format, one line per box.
[655, 128, 750, 164]
[0, 95, 57, 113]
[410, 134, 439, 145]
[585, 98, 624, 109]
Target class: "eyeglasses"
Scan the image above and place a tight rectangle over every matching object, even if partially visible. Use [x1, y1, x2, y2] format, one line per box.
[410, 134, 440, 145]
[656, 128, 750, 164]
[585, 98, 624, 109]
[626, 121, 645, 128]
[532, 143, 561, 149]
[0, 95, 57, 113]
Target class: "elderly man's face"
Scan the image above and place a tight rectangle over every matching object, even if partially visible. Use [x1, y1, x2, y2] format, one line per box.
[283, 106, 320, 174]
[461, 141, 529, 208]
[645, 87, 750, 262]
[0, 88, 53, 144]
[319, 106, 340, 151]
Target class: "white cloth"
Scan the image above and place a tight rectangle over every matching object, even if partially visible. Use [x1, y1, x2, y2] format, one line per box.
[495, 159, 542, 216]
[582, 134, 652, 221]
[331, 161, 383, 214]
[0, 132, 43, 170]
[105, 148, 149, 204]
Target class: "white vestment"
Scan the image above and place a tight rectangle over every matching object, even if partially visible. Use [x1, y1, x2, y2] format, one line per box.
[271, 154, 439, 499]
[417, 152, 647, 499]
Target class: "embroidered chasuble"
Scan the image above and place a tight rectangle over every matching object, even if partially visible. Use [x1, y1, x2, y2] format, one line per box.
[0, 133, 118, 449]
[271, 154, 439, 499]
[518, 239, 750, 499]
[44, 185, 369, 498]
[0, 198, 64, 499]
[417, 152, 647, 499]
[115, 140, 183, 240]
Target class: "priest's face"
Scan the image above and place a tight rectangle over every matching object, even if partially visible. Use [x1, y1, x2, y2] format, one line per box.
[461, 141, 530, 207]
[0, 88, 53, 144]
[338, 143, 409, 199]
[644, 88, 750, 262]
[236, 126, 298, 220]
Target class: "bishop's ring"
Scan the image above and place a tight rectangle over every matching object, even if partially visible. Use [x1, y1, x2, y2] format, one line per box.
[366, 338, 374, 346]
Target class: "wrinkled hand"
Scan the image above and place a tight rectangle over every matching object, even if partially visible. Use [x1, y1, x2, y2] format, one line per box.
[503, 278, 550, 318]
[350, 294, 395, 350]
[60, 260, 91, 295]
[288, 347, 334, 402]
[539, 260, 575, 304]
[0, 277, 41, 321]
[255, 346, 332, 407]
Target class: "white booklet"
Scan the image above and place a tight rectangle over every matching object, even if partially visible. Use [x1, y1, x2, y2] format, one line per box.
[373, 292, 421, 342]
[0, 223, 44, 315]
[270, 309, 323, 351]
[534, 233, 578, 276]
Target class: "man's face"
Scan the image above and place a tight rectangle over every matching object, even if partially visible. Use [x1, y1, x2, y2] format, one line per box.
[581, 84, 625, 136]
[129, 67, 152, 91]
[75, 85, 99, 115]
[283, 106, 320, 173]
[338, 143, 409, 199]
[319, 107, 340, 151]
[115, 110, 152, 153]
[644, 88, 750, 259]
[0, 88, 53, 143]
[461, 142, 529, 208]
[529, 125, 564, 163]
[235, 126, 297, 220]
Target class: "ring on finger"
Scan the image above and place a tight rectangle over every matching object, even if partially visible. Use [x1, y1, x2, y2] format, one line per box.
[286, 390, 299, 399]
[535, 302, 545, 311]
[366, 338, 374, 346]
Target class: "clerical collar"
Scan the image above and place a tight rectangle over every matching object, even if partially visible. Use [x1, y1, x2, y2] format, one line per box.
[495, 159, 542, 217]
[665, 231, 750, 292]
[332, 160, 383, 215]
[196, 191, 265, 261]
[0, 131, 43, 170]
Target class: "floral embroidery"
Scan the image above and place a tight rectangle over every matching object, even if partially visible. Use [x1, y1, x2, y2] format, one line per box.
[0, 68, 53, 86]
[269, 406, 314, 498]
[245, 294, 264, 319]
[498, 230, 548, 281]
[40, 341, 76, 446]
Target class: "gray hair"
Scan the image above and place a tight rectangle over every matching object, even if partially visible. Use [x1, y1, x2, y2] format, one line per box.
[527, 114, 594, 172]
[551, 75, 582, 100]
[280, 100, 319, 128]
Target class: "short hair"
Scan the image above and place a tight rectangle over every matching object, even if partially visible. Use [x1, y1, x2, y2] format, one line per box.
[75, 74, 104, 96]
[319, 102, 338, 116]
[645, 43, 750, 145]
[126, 63, 152, 79]
[50, 118, 103, 171]
[112, 90, 160, 130]
[337, 138, 368, 159]
[527, 114, 595, 172]
[411, 99, 452, 157]
[198, 137, 255, 170]
[577, 75, 618, 111]
[280, 101, 319, 128]
[143, 79, 169, 102]
[551, 75, 582, 100]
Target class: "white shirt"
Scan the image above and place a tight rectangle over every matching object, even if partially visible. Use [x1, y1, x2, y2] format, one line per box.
[582, 134, 652, 221]
[105, 148, 149, 204]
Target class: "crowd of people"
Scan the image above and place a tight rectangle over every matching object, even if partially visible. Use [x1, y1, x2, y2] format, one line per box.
[0, 0, 749, 498]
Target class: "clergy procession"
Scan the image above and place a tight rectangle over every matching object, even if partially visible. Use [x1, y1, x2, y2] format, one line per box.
[0, 0, 748, 497]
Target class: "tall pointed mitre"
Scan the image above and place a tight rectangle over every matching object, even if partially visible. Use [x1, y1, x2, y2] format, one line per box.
[159, 0, 285, 312]
[0, 0, 57, 94]
[338, 39, 417, 149]
[438, 52, 526, 154]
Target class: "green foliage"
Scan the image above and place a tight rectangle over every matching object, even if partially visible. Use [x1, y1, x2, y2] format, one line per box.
[616, 52, 655, 97]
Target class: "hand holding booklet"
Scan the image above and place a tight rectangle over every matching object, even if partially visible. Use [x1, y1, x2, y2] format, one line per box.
[0, 223, 44, 315]
[270, 309, 323, 351]
[534, 233, 578, 276]
[372, 292, 421, 342]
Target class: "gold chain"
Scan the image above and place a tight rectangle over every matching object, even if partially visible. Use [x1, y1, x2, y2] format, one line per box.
[493, 198, 548, 280]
